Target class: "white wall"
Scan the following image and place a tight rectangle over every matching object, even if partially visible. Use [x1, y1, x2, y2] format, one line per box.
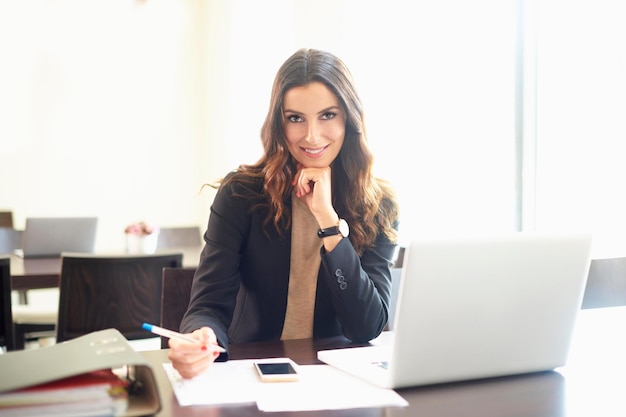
[205, 0, 520, 244]
[1, 0, 625, 258]
[0, 1, 217, 251]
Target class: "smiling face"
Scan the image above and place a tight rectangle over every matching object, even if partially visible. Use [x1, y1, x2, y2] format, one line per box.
[282, 82, 346, 169]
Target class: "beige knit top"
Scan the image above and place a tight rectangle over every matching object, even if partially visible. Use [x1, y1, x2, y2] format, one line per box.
[280, 195, 322, 340]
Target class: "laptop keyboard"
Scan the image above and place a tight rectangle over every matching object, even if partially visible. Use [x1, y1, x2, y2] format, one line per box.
[371, 361, 389, 370]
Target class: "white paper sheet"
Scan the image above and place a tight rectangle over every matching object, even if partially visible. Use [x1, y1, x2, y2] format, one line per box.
[255, 364, 408, 412]
[163, 360, 258, 406]
[163, 360, 408, 411]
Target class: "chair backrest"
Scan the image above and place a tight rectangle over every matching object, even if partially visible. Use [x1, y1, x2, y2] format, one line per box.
[385, 267, 403, 331]
[0, 228, 22, 254]
[56, 252, 183, 343]
[581, 257, 626, 309]
[0, 257, 15, 350]
[0, 212, 13, 228]
[156, 226, 202, 250]
[392, 246, 406, 268]
[160, 267, 196, 349]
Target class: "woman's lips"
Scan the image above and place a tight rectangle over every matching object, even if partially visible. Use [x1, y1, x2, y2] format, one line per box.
[302, 144, 329, 157]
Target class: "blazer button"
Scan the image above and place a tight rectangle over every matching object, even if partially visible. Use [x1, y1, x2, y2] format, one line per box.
[335, 269, 347, 290]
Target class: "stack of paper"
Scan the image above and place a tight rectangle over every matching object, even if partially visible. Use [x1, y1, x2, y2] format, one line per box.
[0, 369, 128, 417]
[163, 359, 408, 412]
[0, 329, 161, 417]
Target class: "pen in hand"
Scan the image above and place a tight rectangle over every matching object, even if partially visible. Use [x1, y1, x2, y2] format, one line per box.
[142, 323, 226, 353]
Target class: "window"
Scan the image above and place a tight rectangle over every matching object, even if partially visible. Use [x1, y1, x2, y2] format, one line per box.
[533, 0, 626, 256]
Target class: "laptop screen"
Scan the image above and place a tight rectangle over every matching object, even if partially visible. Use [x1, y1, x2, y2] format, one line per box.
[21, 217, 98, 258]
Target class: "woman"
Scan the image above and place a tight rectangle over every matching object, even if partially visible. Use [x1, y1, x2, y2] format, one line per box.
[169, 48, 399, 378]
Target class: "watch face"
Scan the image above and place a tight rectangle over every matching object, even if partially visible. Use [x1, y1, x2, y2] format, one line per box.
[338, 219, 349, 238]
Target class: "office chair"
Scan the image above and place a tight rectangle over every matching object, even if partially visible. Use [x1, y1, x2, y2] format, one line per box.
[385, 246, 406, 330]
[581, 257, 626, 309]
[56, 252, 183, 343]
[0, 257, 14, 351]
[392, 246, 406, 268]
[160, 267, 196, 349]
[1, 256, 57, 351]
[156, 226, 202, 251]
[12, 295, 57, 351]
[385, 267, 403, 331]
[0, 228, 22, 254]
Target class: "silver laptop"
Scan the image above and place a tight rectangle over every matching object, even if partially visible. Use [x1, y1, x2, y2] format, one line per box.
[318, 232, 593, 388]
[18, 217, 98, 258]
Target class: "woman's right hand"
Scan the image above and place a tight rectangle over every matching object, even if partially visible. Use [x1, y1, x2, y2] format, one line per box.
[167, 327, 221, 378]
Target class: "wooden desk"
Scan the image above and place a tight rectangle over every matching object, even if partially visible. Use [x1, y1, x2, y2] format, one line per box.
[9, 248, 202, 302]
[141, 307, 626, 416]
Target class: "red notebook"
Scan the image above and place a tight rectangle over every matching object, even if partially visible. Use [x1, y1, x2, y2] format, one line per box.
[0, 369, 129, 416]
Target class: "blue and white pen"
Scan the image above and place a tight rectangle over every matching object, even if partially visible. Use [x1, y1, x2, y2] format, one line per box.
[142, 323, 226, 353]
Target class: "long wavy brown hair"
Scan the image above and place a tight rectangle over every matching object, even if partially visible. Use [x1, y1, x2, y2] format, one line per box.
[219, 48, 398, 254]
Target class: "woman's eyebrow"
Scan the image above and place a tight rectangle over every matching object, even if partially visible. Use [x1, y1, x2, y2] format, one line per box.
[282, 105, 341, 115]
[317, 106, 341, 115]
[282, 108, 301, 114]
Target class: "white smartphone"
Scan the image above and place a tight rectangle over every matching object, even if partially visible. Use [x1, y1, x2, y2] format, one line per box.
[253, 358, 299, 382]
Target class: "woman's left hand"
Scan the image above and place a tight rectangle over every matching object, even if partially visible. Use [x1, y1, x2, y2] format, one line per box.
[292, 165, 335, 219]
[293, 165, 343, 252]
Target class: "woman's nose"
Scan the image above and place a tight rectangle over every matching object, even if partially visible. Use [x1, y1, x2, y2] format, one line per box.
[305, 122, 319, 144]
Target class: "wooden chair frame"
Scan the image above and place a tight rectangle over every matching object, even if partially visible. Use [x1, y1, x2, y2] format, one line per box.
[160, 267, 196, 349]
[56, 252, 183, 343]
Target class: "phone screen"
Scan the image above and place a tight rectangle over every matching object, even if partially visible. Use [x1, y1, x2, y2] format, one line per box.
[257, 362, 297, 375]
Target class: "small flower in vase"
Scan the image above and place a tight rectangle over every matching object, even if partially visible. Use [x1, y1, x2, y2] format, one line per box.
[125, 221, 160, 254]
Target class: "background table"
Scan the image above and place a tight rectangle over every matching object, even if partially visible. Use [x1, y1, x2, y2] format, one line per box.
[9, 248, 201, 303]
[9, 255, 60, 303]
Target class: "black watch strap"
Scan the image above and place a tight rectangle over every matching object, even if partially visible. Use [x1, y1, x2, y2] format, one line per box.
[317, 225, 341, 238]
[317, 219, 349, 239]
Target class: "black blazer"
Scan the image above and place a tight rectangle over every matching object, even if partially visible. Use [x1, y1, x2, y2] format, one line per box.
[180, 173, 397, 360]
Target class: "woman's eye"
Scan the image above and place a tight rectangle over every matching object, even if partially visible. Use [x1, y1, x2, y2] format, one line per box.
[321, 112, 336, 120]
[287, 115, 304, 123]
